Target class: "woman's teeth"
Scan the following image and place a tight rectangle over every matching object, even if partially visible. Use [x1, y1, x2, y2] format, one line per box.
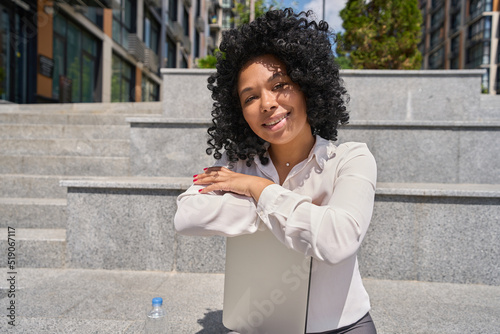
[265, 114, 287, 126]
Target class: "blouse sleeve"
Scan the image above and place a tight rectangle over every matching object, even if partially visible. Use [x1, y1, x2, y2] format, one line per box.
[174, 186, 261, 237]
[255, 144, 377, 265]
[174, 155, 262, 237]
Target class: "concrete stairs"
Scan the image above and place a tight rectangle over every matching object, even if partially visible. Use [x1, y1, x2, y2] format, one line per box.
[0, 102, 162, 268]
[56, 69, 500, 287]
[2, 70, 499, 288]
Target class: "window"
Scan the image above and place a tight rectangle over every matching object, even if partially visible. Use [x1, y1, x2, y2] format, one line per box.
[430, 29, 442, 49]
[83, 7, 103, 29]
[113, 0, 136, 49]
[183, 7, 189, 37]
[168, 0, 178, 23]
[144, 11, 160, 54]
[466, 42, 489, 68]
[450, 10, 461, 35]
[468, 17, 491, 44]
[481, 69, 489, 93]
[111, 53, 134, 102]
[431, 6, 444, 30]
[469, 0, 484, 20]
[194, 31, 200, 59]
[450, 36, 460, 69]
[0, 9, 10, 100]
[53, 13, 99, 102]
[166, 35, 176, 68]
[222, 10, 232, 29]
[429, 47, 444, 69]
[141, 75, 159, 101]
[496, 67, 500, 93]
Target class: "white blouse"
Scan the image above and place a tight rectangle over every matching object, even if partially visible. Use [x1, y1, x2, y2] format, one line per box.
[174, 136, 377, 333]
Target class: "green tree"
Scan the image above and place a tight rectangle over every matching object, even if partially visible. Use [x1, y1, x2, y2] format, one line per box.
[197, 52, 218, 69]
[336, 0, 422, 69]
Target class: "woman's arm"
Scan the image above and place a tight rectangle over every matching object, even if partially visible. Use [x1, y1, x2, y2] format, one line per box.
[255, 145, 377, 265]
[174, 166, 274, 237]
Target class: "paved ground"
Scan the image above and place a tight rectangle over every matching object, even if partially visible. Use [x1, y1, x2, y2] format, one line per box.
[0, 268, 499, 333]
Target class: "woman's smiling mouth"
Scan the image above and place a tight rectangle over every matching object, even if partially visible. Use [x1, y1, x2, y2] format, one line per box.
[263, 113, 290, 127]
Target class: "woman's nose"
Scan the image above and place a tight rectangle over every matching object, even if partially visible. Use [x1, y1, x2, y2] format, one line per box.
[260, 90, 277, 112]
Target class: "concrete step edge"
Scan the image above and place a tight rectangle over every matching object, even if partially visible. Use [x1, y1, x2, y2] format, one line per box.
[0, 197, 67, 205]
[0, 228, 66, 241]
[59, 177, 500, 198]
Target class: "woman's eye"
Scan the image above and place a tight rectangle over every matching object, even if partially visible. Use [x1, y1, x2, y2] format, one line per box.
[273, 83, 285, 90]
[244, 96, 256, 104]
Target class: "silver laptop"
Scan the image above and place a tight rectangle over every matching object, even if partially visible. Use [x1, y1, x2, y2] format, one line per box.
[223, 228, 312, 334]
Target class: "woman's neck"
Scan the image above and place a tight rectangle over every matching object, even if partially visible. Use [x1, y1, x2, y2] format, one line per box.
[268, 134, 316, 169]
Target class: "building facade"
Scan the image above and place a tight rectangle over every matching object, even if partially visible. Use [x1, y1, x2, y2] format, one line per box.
[419, 0, 500, 94]
[0, 0, 210, 104]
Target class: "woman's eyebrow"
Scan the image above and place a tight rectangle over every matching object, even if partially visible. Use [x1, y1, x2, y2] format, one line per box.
[238, 72, 287, 97]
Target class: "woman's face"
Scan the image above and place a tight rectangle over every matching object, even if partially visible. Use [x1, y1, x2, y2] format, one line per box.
[237, 54, 312, 147]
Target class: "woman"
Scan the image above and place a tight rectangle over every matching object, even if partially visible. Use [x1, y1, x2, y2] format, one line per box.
[174, 8, 377, 334]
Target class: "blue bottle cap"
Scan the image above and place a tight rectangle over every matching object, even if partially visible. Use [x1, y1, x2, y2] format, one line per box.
[152, 297, 163, 306]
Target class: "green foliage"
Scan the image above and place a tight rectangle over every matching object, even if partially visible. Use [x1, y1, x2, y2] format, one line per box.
[197, 49, 226, 69]
[336, 0, 423, 69]
[233, 0, 288, 27]
[197, 53, 218, 69]
[335, 55, 353, 69]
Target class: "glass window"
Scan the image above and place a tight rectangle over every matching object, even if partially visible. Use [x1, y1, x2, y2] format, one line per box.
[141, 75, 159, 101]
[481, 69, 489, 93]
[144, 10, 160, 54]
[112, 53, 134, 102]
[52, 12, 99, 102]
[1, 9, 11, 100]
[429, 47, 444, 69]
[113, 0, 136, 48]
[183, 7, 189, 37]
[194, 31, 200, 58]
[168, 0, 178, 23]
[166, 35, 176, 68]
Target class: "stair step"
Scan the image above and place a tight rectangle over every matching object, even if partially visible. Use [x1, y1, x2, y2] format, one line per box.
[0, 124, 130, 140]
[0, 101, 162, 114]
[0, 228, 65, 268]
[0, 174, 68, 198]
[0, 112, 148, 125]
[0, 156, 129, 176]
[0, 197, 66, 228]
[61, 177, 500, 285]
[0, 139, 129, 157]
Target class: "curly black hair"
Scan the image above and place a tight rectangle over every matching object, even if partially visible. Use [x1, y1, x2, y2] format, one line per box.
[206, 8, 349, 167]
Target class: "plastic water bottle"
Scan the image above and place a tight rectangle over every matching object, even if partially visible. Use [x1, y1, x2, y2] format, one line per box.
[145, 297, 167, 334]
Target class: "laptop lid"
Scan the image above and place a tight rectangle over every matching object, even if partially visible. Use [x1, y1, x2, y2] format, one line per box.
[223, 228, 312, 334]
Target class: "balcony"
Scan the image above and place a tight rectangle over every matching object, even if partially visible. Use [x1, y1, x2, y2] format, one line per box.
[144, 48, 159, 73]
[144, 0, 161, 8]
[196, 16, 205, 33]
[206, 36, 215, 50]
[182, 35, 191, 55]
[128, 34, 145, 62]
[167, 21, 184, 42]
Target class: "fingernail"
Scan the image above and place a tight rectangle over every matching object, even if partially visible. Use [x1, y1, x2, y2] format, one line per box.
[193, 179, 198, 182]
[193, 174, 198, 178]
[198, 189, 202, 193]
[203, 168, 208, 171]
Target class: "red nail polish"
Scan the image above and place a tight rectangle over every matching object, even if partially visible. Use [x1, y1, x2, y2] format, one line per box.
[203, 168, 208, 171]
[193, 179, 198, 182]
[193, 174, 198, 178]
[198, 189, 202, 193]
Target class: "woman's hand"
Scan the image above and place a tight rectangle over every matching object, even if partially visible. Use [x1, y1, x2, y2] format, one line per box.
[193, 167, 274, 202]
